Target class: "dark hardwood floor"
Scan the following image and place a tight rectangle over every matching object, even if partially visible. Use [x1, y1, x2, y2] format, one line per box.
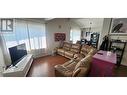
[114, 65, 127, 77]
[27, 55, 127, 77]
[27, 55, 69, 77]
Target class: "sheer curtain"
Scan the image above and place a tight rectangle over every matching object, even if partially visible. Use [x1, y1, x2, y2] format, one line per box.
[3, 19, 47, 58]
[27, 21, 47, 57]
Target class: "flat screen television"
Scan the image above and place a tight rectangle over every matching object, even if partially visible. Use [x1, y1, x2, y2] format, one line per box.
[9, 43, 27, 66]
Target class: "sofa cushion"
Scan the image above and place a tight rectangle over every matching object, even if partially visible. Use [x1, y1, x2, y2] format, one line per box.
[68, 55, 92, 77]
[71, 44, 80, 49]
[55, 65, 73, 77]
[72, 67, 88, 77]
[73, 54, 85, 62]
[70, 48, 79, 53]
[61, 60, 74, 67]
[57, 48, 64, 53]
[62, 70, 73, 77]
[65, 51, 74, 58]
[55, 65, 68, 71]
[55, 59, 78, 77]
[80, 45, 95, 56]
[66, 61, 77, 71]
[57, 48, 67, 56]
[80, 45, 89, 55]
[70, 44, 80, 53]
[87, 47, 97, 55]
[63, 47, 70, 51]
[63, 42, 71, 51]
[72, 68, 81, 77]
[74, 54, 92, 73]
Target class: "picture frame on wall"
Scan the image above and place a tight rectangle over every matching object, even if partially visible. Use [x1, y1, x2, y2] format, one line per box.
[54, 33, 66, 42]
[110, 18, 127, 35]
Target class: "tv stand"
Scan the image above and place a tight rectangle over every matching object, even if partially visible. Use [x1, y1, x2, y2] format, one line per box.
[7, 65, 18, 69]
[14, 65, 18, 68]
[3, 54, 33, 77]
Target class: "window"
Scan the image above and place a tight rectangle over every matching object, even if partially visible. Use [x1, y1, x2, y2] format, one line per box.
[28, 21, 46, 50]
[70, 28, 81, 43]
[15, 20, 30, 50]
[3, 19, 47, 57]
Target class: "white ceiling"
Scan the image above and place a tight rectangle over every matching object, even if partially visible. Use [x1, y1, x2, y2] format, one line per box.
[44, 18, 54, 21]
[21, 18, 55, 23]
[70, 18, 104, 28]
[24, 18, 104, 28]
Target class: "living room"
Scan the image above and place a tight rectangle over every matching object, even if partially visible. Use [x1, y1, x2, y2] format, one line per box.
[0, 18, 127, 77]
[1, 0, 127, 95]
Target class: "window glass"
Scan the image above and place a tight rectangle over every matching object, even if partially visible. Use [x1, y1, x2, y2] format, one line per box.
[70, 28, 81, 43]
[3, 19, 47, 53]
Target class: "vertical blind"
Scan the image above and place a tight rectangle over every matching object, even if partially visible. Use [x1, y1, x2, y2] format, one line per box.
[3, 19, 47, 57]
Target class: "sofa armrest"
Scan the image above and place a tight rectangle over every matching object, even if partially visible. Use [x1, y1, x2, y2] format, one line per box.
[72, 67, 88, 77]
[72, 68, 81, 77]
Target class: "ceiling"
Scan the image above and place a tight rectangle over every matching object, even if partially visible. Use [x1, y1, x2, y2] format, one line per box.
[24, 18, 104, 28]
[44, 18, 54, 21]
[70, 18, 104, 28]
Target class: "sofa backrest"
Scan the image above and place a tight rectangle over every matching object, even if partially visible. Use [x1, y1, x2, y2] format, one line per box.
[70, 44, 81, 53]
[80, 45, 91, 56]
[72, 54, 92, 77]
[63, 42, 72, 51]
[87, 46, 97, 55]
[74, 54, 92, 70]
[80, 45, 97, 56]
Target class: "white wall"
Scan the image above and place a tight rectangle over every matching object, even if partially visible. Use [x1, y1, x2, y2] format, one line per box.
[0, 46, 5, 70]
[46, 18, 70, 54]
[99, 18, 112, 46]
[70, 20, 81, 33]
[0, 19, 5, 77]
[0, 36, 5, 76]
[0, 20, 5, 70]
[19, 18, 45, 24]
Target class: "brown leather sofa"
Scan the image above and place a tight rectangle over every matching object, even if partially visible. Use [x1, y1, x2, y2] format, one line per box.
[55, 44, 97, 77]
[57, 42, 81, 59]
[64, 44, 81, 59]
[57, 42, 72, 56]
[55, 54, 93, 77]
[75, 44, 97, 60]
